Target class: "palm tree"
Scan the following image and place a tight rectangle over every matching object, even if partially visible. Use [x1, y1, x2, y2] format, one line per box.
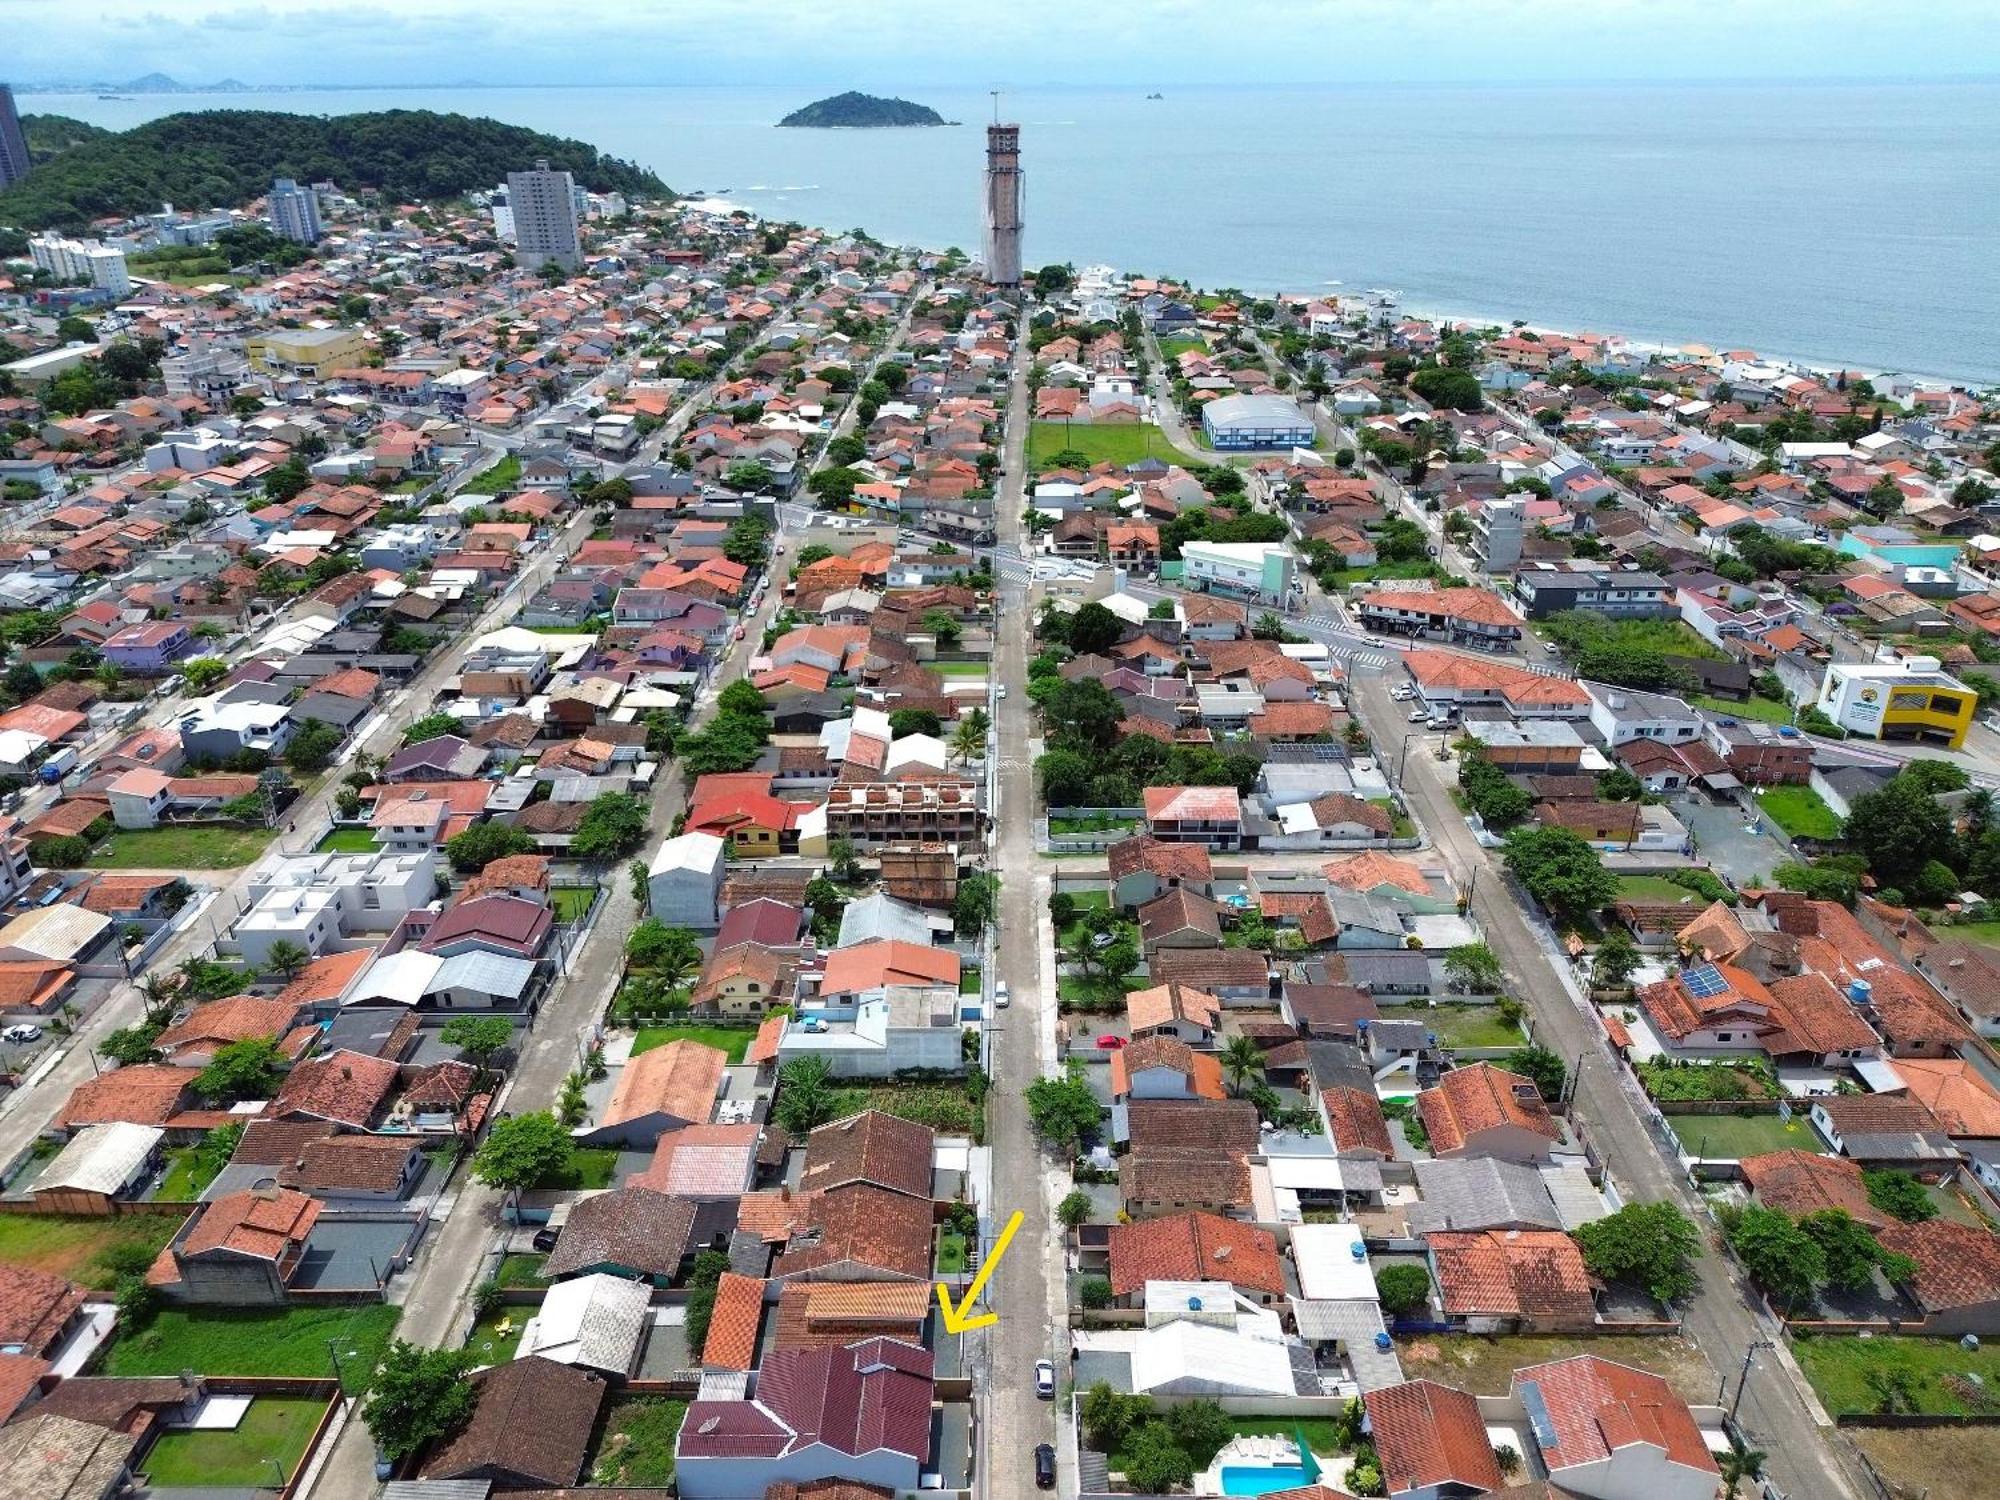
[138, 973, 181, 1029]
[949, 717, 986, 769]
[653, 947, 698, 991]
[1719, 1439, 1766, 1498]
[262, 940, 311, 982]
[774, 1056, 835, 1134]
[1221, 1035, 1264, 1096]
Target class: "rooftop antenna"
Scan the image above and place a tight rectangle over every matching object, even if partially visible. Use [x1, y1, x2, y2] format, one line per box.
[991, 90, 1001, 124]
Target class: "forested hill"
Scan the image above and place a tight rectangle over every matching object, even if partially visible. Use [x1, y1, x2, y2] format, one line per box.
[0, 109, 671, 230]
[779, 92, 947, 128]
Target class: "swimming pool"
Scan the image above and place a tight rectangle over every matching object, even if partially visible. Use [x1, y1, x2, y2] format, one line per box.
[1220, 1465, 1311, 1495]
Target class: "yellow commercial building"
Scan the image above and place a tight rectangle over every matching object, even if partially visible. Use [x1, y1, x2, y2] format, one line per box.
[1817, 658, 1977, 750]
[245, 325, 366, 377]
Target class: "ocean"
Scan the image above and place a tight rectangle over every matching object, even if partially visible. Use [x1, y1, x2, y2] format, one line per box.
[25, 81, 2000, 384]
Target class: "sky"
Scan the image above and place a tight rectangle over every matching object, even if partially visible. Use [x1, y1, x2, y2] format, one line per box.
[5, 0, 1997, 89]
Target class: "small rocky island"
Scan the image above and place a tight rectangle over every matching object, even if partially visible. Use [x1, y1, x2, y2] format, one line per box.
[778, 92, 949, 128]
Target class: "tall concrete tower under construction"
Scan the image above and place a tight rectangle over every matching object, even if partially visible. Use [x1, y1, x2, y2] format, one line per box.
[983, 115, 1023, 289]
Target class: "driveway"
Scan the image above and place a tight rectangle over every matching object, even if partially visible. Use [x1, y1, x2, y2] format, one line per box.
[1672, 794, 1794, 886]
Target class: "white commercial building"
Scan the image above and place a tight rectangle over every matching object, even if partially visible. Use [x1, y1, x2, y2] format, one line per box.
[29, 234, 131, 296]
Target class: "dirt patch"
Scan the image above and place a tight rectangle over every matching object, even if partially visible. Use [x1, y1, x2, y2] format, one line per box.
[1848, 1424, 2000, 1500]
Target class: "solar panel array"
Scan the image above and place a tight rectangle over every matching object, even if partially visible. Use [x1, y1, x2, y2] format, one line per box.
[1683, 962, 1728, 998]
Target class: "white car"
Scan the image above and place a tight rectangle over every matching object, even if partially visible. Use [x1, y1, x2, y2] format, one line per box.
[1407, 708, 1428, 722]
[997, 684, 1008, 699]
[994, 981, 1011, 1009]
[1034, 1359, 1057, 1398]
[1, 1024, 41, 1045]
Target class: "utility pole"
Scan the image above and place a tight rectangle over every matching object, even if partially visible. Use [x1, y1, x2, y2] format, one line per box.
[1729, 1339, 1775, 1423]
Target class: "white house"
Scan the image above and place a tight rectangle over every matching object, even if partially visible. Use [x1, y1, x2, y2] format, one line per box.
[1511, 1355, 1721, 1500]
[648, 832, 727, 930]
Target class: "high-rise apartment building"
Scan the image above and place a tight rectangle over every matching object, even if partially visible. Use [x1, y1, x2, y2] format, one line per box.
[983, 121, 1024, 289]
[268, 177, 323, 244]
[29, 235, 131, 297]
[0, 85, 30, 190]
[506, 160, 581, 272]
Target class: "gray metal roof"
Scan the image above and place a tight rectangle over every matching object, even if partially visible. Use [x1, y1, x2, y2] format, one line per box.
[1408, 1157, 1562, 1235]
[1286, 1297, 1404, 1391]
[433, 950, 536, 1000]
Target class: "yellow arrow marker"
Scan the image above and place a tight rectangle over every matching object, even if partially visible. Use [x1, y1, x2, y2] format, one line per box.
[935, 1209, 1024, 1334]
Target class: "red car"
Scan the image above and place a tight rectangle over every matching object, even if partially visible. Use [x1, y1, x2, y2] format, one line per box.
[1095, 1034, 1127, 1050]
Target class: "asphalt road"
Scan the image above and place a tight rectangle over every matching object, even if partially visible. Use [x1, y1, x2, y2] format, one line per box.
[1346, 666, 1865, 1500]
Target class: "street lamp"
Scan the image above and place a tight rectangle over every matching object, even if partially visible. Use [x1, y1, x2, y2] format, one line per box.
[1728, 1339, 1776, 1423]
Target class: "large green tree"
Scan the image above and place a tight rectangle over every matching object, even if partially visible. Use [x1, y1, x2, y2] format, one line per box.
[1575, 1201, 1703, 1305]
[362, 1342, 477, 1460]
[1502, 825, 1618, 925]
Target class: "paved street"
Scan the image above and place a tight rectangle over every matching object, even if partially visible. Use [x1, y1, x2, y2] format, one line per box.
[1345, 666, 1865, 1500]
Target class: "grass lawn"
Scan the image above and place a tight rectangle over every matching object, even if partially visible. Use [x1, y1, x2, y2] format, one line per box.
[1029, 421, 1177, 472]
[632, 1025, 753, 1063]
[1319, 559, 1446, 589]
[1758, 784, 1842, 839]
[591, 1397, 688, 1487]
[91, 824, 276, 870]
[536, 1147, 621, 1189]
[1222, 1417, 1346, 1456]
[315, 826, 379, 853]
[1614, 874, 1708, 904]
[1057, 974, 1145, 1010]
[1693, 692, 1794, 726]
[553, 886, 596, 922]
[157, 1145, 229, 1201]
[1157, 336, 1209, 359]
[138, 1396, 327, 1489]
[1794, 1333, 2000, 1417]
[0, 1213, 180, 1286]
[936, 1231, 969, 1274]
[934, 660, 988, 678]
[494, 1252, 547, 1287]
[1368, 797, 1416, 839]
[1937, 920, 2000, 948]
[461, 453, 522, 495]
[960, 966, 982, 996]
[105, 1304, 401, 1394]
[1541, 616, 1724, 661]
[465, 1307, 527, 1365]
[1669, 1111, 1816, 1160]
[828, 1082, 982, 1136]
[1397, 1333, 1716, 1404]
[1048, 814, 1136, 836]
[1377, 1005, 1524, 1050]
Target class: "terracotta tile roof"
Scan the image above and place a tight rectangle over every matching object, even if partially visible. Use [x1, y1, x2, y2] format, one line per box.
[275, 945, 377, 1006]
[279, 1135, 416, 1195]
[601, 1039, 726, 1132]
[1110, 1035, 1226, 1100]
[799, 1111, 934, 1200]
[1364, 1379, 1504, 1496]
[1124, 982, 1221, 1035]
[818, 938, 958, 995]
[461, 854, 552, 901]
[180, 1187, 321, 1263]
[1118, 1152, 1251, 1211]
[1143, 784, 1242, 824]
[1812, 1091, 1946, 1139]
[771, 1183, 934, 1281]
[1150, 947, 1271, 991]
[1107, 1210, 1283, 1297]
[769, 1281, 932, 1351]
[1107, 833, 1214, 884]
[544, 1188, 697, 1279]
[57, 1064, 190, 1130]
[680, 1340, 933, 1464]
[631, 1122, 760, 1198]
[73, 873, 176, 916]
[702, 1272, 766, 1370]
[1322, 1085, 1394, 1156]
[273, 1049, 399, 1128]
[1763, 972, 1884, 1055]
[423, 1356, 604, 1487]
[1877, 1220, 2000, 1313]
[1428, 1229, 1595, 1325]
[1514, 1355, 1717, 1477]
[1322, 851, 1433, 897]
[1740, 1149, 1885, 1226]
[1887, 1057, 2000, 1137]
[1417, 1063, 1559, 1155]
[748, 1013, 787, 1065]
[154, 995, 303, 1056]
[0, 1264, 85, 1356]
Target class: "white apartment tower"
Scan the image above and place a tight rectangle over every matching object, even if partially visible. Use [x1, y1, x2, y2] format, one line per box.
[983, 120, 1023, 289]
[507, 159, 581, 272]
[268, 177, 323, 244]
[28, 235, 131, 297]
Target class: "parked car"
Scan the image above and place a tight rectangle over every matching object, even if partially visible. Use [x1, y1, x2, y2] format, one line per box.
[994, 981, 1010, 1008]
[1407, 708, 1428, 722]
[1034, 1443, 1057, 1489]
[1094, 1034, 1127, 1050]
[530, 1226, 560, 1253]
[1034, 1359, 1056, 1398]
[1, 1024, 40, 1045]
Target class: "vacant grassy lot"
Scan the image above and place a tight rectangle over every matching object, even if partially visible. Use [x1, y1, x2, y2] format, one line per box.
[138, 1395, 327, 1488]
[92, 824, 276, 870]
[315, 827, 379, 853]
[104, 1304, 401, 1394]
[1156, 336, 1209, 359]
[1670, 1111, 1816, 1160]
[1377, 1005, 1523, 1050]
[1397, 1333, 1715, 1404]
[1319, 559, 1447, 589]
[591, 1397, 688, 1487]
[1056, 974, 1146, 1011]
[1759, 784, 1842, 839]
[1029, 421, 1177, 471]
[1048, 814, 1136, 836]
[461, 453, 522, 495]
[1849, 1422, 2000, 1500]
[0, 1212, 181, 1285]
[828, 1082, 982, 1137]
[1693, 692, 1794, 726]
[553, 886, 596, 922]
[1615, 874, 1707, 905]
[633, 1025, 753, 1063]
[933, 660, 988, 679]
[1795, 1333, 2000, 1417]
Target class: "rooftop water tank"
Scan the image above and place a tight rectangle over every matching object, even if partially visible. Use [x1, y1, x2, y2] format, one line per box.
[1849, 977, 1874, 1005]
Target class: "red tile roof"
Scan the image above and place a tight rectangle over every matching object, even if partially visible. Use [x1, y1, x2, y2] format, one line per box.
[1106, 1211, 1283, 1298]
[1514, 1355, 1718, 1477]
[1428, 1230, 1595, 1326]
[1417, 1063, 1559, 1155]
[703, 1272, 766, 1370]
[1364, 1379, 1503, 1496]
